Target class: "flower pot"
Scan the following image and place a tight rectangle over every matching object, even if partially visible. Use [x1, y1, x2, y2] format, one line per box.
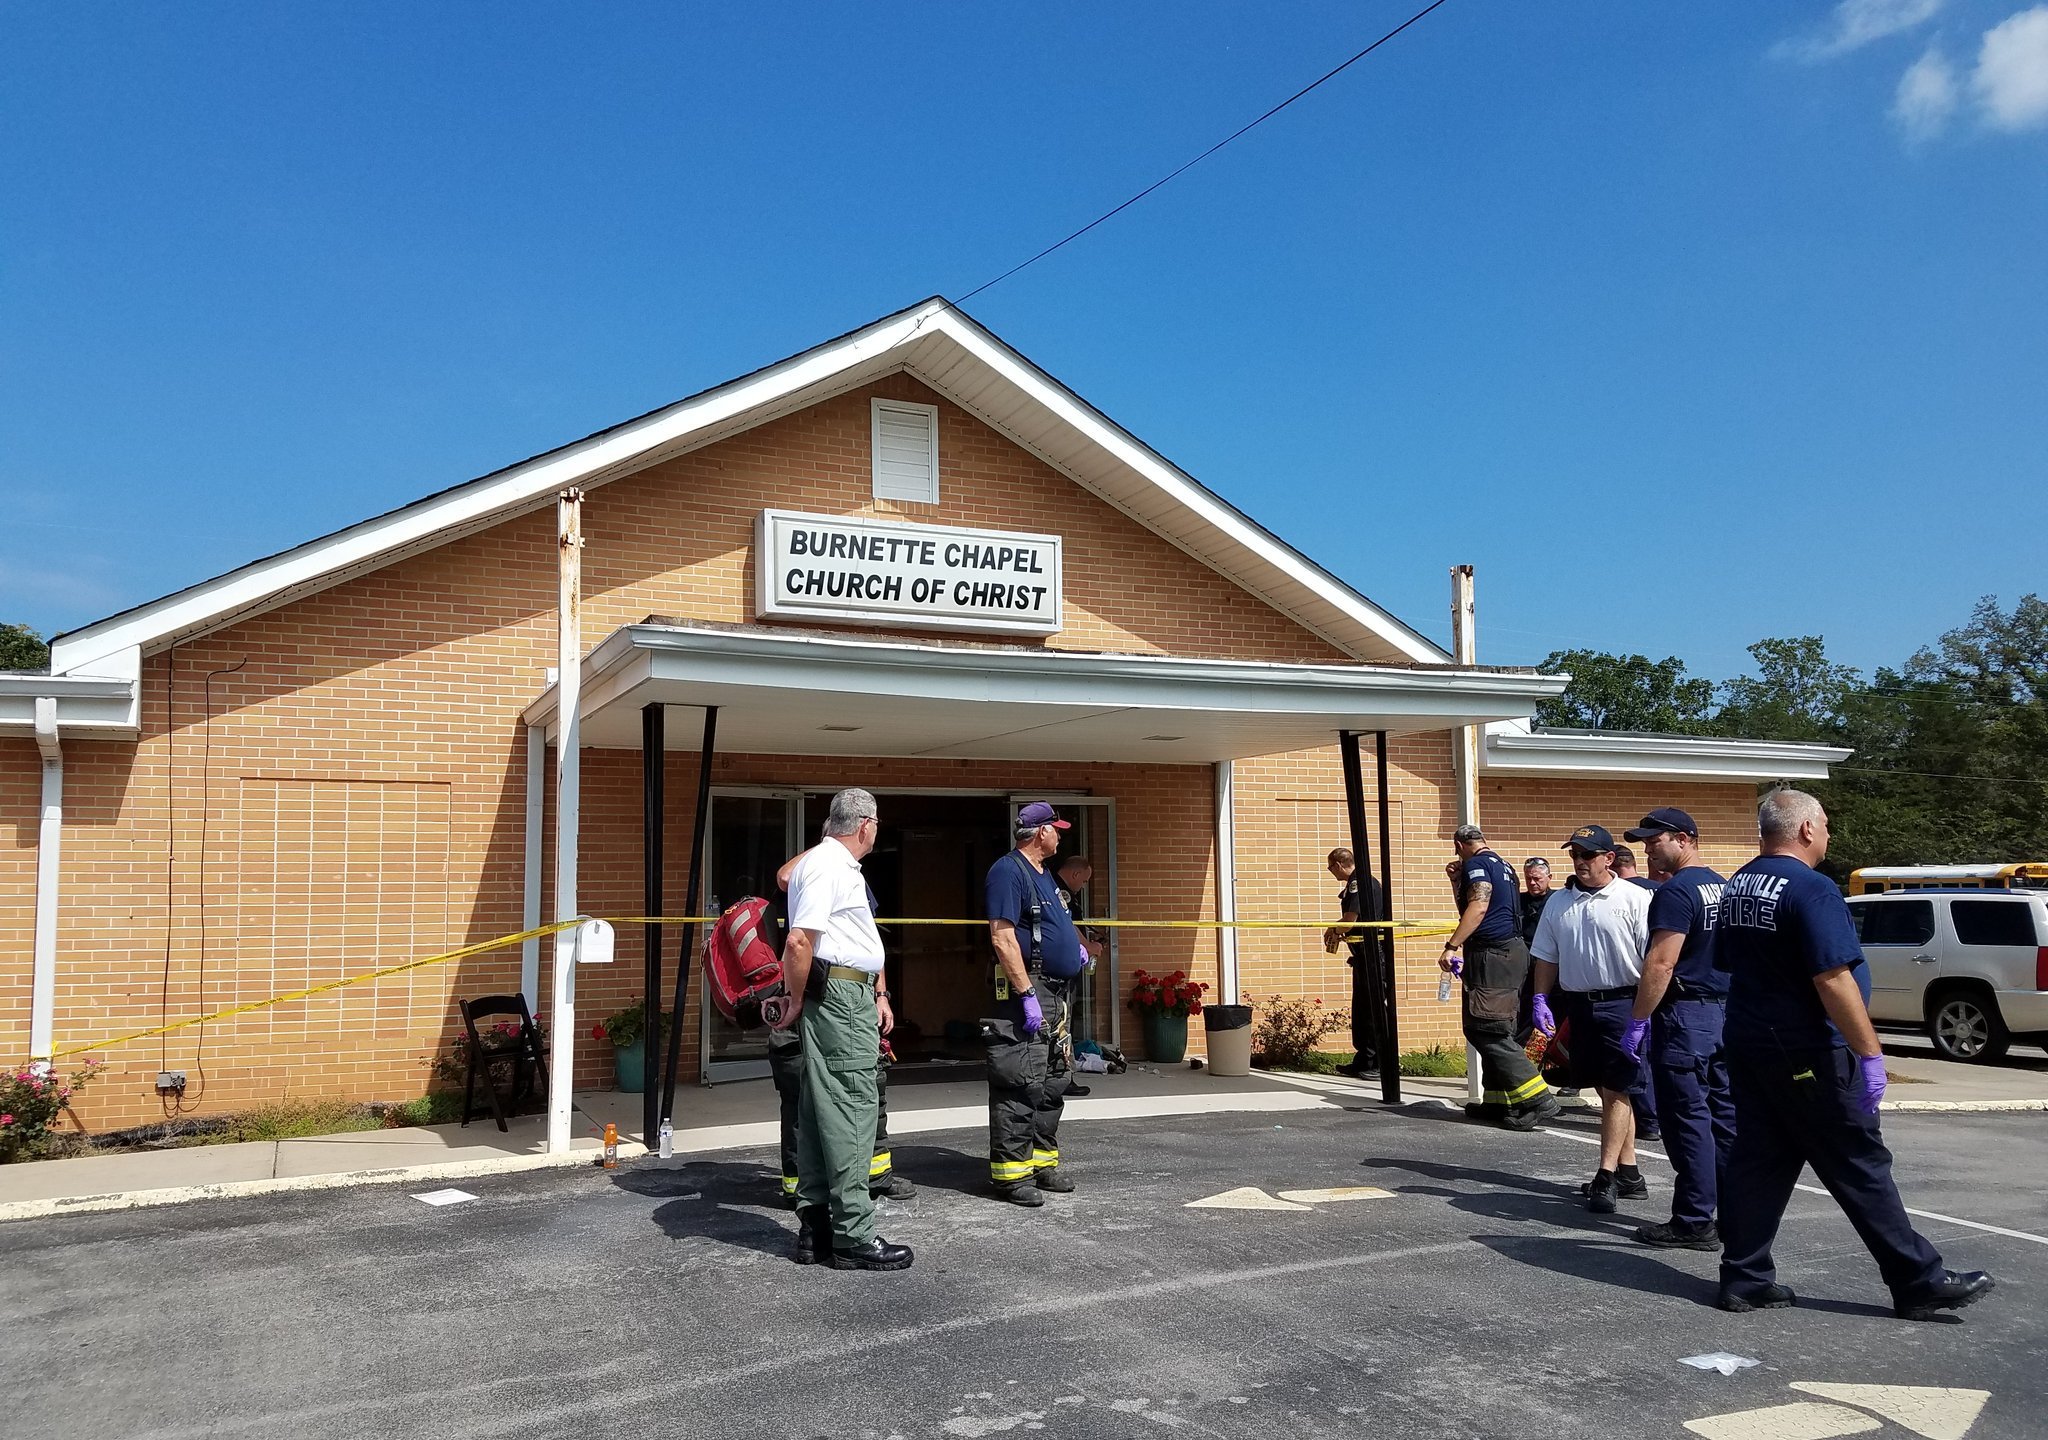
[1141, 1011, 1188, 1064]
[613, 1039, 646, 1094]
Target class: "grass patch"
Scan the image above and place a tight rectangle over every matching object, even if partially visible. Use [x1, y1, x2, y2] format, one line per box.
[198, 1099, 384, 1144]
[1397, 1045, 1468, 1079]
[380, 1092, 468, 1127]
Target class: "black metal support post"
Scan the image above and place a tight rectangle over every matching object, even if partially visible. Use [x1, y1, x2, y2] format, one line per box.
[640, 701, 665, 1148]
[1338, 731, 1397, 1103]
[1374, 730, 1401, 1103]
[659, 705, 718, 1131]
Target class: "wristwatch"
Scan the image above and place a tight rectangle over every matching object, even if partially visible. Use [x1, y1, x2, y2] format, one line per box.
[876, 988, 890, 1001]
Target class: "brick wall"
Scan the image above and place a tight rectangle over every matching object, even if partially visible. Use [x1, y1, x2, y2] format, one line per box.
[2, 373, 1338, 1130]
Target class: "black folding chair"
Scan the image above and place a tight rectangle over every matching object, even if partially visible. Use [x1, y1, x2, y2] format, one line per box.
[459, 994, 549, 1132]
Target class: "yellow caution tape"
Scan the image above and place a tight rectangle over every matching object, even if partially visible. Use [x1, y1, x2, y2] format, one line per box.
[42, 913, 1455, 1062]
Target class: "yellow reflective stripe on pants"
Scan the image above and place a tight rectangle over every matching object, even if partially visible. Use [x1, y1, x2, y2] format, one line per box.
[1031, 1147, 1059, 1170]
[1506, 1074, 1550, 1105]
[990, 1158, 1035, 1183]
[1481, 1089, 1510, 1106]
[781, 1175, 798, 1195]
[868, 1150, 892, 1178]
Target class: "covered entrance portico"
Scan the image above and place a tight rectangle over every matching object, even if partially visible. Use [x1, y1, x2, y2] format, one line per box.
[522, 619, 1566, 1150]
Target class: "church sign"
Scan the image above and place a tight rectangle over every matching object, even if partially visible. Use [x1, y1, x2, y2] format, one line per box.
[755, 509, 1063, 636]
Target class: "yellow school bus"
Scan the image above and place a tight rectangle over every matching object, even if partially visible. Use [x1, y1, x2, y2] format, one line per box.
[1848, 863, 2048, 895]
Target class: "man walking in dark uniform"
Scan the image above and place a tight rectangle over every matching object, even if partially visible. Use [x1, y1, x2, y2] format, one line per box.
[985, 801, 1088, 1205]
[1714, 789, 1993, 1319]
[1440, 825, 1559, 1130]
[1620, 808, 1730, 1251]
[1324, 847, 1385, 1076]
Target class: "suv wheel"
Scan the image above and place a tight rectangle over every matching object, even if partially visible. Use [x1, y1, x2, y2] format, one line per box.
[1928, 988, 2011, 1064]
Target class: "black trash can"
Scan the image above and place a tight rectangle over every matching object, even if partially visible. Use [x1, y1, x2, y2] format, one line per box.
[1203, 1003, 1254, 1077]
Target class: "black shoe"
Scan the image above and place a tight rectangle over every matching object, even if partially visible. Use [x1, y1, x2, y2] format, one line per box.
[1499, 1094, 1562, 1132]
[1893, 1269, 1995, 1321]
[1035, 1168, 1075, 1193]
[1717, 1282, 1797, 1313]
[1554, 1087, 1581, 1098]
[792, 1208, 830, 1266]
[870, 1173, 916, 1201]
[993, 1183, 1045, 1207]
[1638, 1124, 1663, 1142]
[1064, 1083, 1092, 1097]
[829, 1237, 914, 1271]
[1579, 1172, 1649, 1200]
[1336, 1059, 1375, 1077]
[1636, 1220, 1722, 1251]
[1586, 1173, 1619, 1214]
[1464, 1102, 1506, 1123]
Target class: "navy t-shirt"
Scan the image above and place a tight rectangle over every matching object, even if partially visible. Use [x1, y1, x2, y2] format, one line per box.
[1647, 864, 1727, 1000]
[986, 852, 1085, 980]
[1456, 849, 1521, 943]
[1718, 855, 1869, 1050]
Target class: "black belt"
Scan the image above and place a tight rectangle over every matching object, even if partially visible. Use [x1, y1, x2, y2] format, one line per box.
[1580, 985, 1638, 1002]
[1670, 991, 1728, 1005]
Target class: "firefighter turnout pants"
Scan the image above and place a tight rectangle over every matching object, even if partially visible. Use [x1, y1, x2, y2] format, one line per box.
[793, 975, 882, 1248]
[770, 1022, 894, 1203]
[1463, 936, 1550, 1113]
[986, 984, 1069, 1188]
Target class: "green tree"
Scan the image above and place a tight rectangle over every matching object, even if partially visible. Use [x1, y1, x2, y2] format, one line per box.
[1716, 636, 1861, 744]
[0, 623, 49, 673]
[1534, 648, 1717, 733]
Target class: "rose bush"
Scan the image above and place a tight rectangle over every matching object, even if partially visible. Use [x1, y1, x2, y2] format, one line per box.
[0, 1059, 104, 1163]
[1251, 994, 1348, 1071]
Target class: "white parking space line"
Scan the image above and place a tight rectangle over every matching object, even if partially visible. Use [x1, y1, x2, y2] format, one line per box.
[1537, 1128, 2048, 1246]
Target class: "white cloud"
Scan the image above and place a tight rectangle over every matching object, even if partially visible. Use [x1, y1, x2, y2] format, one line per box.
[1773, 0, 1947, 62]
[1894, 46, 1961, 137]
[1973, 6, 2048, 129]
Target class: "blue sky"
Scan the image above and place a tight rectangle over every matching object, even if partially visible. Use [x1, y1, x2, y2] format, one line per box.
[3, 1, 2044, 680]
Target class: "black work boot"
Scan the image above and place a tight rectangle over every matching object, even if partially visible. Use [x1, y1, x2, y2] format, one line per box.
[1035, 1167, 1075, 1193]
[993, 1183, 1045, 1208]
[792, 1207, 830, 1266]
[871, 1173, 916, 1201]
[1463, 1101, 1507, 1123]
[1635, 1220, 1722, 1251]
[1893, 1270, 1995, 1321]
[830, 1237, 915, 1271]
[1717, 1282, 1797, 1313]
[1500, 1094, 1562, 1131]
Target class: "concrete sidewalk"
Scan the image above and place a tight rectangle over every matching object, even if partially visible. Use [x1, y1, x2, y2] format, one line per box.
[4, 1041, 2041, 1222]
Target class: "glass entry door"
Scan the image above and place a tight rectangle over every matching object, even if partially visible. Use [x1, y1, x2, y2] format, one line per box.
[1008, 796, 1118, 1051]
[700, 788, 802, 1083]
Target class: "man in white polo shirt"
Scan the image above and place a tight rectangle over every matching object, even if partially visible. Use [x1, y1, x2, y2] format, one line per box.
[1529, 823, 1654, 1215]
[772, 788, 913, 1272]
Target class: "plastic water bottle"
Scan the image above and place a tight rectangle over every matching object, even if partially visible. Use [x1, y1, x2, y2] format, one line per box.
[1438, 970, 1455, 1003]
[657, 1119, 674, 1159]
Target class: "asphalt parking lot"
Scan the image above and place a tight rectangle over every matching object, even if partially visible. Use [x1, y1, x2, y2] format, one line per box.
[1, 1098, 2039, 1440]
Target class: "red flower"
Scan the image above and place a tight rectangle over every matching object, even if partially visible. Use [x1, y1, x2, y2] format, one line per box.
[591, 1024, 607, 1041]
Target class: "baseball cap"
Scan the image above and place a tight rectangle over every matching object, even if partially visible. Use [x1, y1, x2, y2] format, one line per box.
[1624, 807, 1698, 841]
[1017, 801, 1071, 831]
[1561, 823, 1616, 854]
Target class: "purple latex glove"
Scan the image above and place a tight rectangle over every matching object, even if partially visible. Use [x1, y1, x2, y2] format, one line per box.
[1621, 1018, 1649, 1063]
[1020, 991, 1045, 1036]
[1857, 1053, 1888, 1115]
[1438, 953, 1464, 977]
[1530, 993, 1557, 1037]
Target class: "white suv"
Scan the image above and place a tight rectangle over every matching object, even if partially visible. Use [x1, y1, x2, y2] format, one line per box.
[1849, 889, 2048, 1063]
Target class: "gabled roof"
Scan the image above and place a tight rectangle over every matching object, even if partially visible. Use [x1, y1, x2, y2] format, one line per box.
[50, 298, 1448, 677]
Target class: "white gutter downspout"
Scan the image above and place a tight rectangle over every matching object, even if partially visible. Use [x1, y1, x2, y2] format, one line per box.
[1214, 760, 1240, 1006]
[546, 489, 585, 1155]
[521, 721, 545, 1012]
[30, 698, 62, 1063]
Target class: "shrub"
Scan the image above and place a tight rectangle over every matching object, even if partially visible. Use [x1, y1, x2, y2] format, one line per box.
[593, 999, 666, 1051]
[1252, 994, 1348, 1070]
[1399, 1045, 1469, 1079]
[1128, 969, 1208, 1018]
[426, 1017, 547, 1089]
[0, 1060, 104, 1163]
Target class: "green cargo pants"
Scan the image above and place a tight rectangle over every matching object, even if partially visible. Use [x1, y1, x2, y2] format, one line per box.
[770, 1022, 893, 1201]
[795, 975, 882, 1247]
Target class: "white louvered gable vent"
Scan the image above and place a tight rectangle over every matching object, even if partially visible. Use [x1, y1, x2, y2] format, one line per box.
[871, 398, 940, 504]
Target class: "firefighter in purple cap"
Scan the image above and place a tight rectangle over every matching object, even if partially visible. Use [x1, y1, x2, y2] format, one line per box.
[1620, 807, 1732, 1251]
[983, 801, 1088, 1205]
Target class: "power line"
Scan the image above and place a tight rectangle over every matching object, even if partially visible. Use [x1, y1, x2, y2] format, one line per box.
[1834, 765, 2048, 789]
[953, 0, 1453, 305]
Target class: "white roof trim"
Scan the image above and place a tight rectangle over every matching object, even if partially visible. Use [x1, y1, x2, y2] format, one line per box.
[50, 300, 1446, 678]
[521, 622, 1561, 763]
[1478, 719, 1851, 783]
[0, 672, 141, 738]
